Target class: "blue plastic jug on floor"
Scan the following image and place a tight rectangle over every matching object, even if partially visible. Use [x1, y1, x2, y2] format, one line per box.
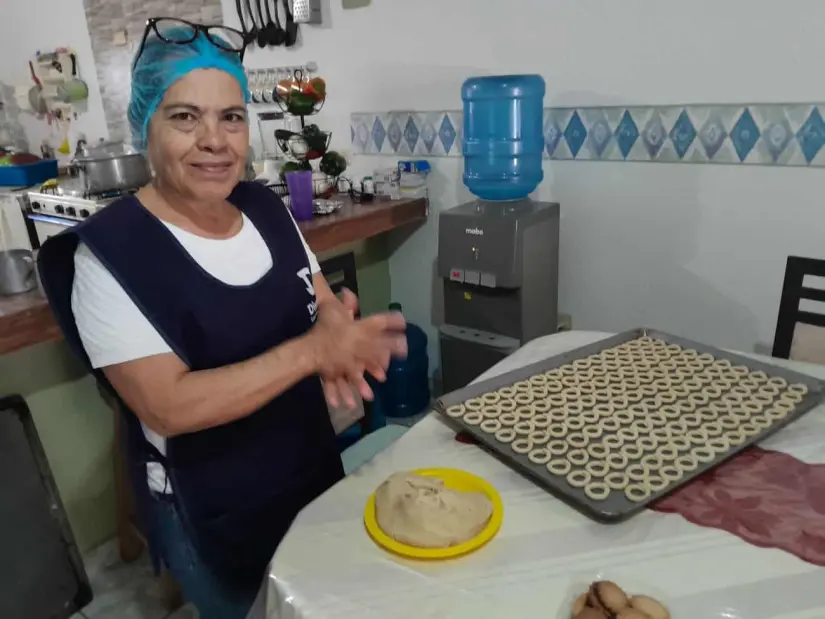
[378, 302, 431, 418]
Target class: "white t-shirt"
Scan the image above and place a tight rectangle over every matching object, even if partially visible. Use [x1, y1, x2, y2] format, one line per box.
[71, 210, 321, 493]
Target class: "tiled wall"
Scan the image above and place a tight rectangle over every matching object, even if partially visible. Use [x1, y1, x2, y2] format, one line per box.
[351, 104, 825, 167]
[82, 0, 224, 142]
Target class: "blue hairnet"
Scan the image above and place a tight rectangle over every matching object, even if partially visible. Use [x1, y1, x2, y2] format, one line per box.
[128, 27, 250, 151]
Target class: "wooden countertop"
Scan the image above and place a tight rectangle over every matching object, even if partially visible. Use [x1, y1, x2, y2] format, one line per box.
[0, 195, 427, 356]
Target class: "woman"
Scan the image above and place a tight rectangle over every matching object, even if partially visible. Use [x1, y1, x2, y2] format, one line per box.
[38, 18, 406, 619]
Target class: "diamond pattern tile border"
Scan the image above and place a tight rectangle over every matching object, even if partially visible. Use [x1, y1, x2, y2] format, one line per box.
[351, 104, 825, 167]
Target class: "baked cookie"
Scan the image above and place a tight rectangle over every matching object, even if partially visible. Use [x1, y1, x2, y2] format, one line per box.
[588, 581, 629, 616]
[629, 594, 670, 619]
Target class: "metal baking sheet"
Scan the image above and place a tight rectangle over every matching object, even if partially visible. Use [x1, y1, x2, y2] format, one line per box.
[435, 328, 825, 523]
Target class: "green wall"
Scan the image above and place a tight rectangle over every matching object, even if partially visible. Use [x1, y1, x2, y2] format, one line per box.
[0, 238, 391, 554]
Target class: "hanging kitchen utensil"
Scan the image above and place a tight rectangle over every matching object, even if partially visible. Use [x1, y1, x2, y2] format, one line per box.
[282, 0, 299, 47]
[27, 61, 47, 116]
[272, 0, 287, 45]
[235, 0, 255, 46]
[245, 0, 261, 42]
[256, 0, 269, 47]
[61, 54, 89, 103]
[261, 0, 277, 46]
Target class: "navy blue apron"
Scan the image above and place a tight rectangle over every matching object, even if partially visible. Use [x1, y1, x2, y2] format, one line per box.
[38, 181, 344, 586]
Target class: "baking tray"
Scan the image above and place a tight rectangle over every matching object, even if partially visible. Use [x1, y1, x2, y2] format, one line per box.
[435, 328, 825, 523]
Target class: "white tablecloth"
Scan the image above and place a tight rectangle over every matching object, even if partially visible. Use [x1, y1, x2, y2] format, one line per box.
[265, 331, 825, 619]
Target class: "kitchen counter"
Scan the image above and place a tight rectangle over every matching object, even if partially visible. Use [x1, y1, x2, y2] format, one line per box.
[0, 195, 428, 356]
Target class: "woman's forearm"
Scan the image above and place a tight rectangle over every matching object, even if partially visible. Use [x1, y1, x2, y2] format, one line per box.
[106, 334, 321, 438]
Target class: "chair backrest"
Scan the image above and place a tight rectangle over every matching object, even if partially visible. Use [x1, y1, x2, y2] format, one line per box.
[0, 395, 92, 619]
[318, 252, 374, 435]
[772, 256, 825, 363]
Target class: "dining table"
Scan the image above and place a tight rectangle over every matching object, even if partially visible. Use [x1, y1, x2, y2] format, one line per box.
[263, 330, 825, 619]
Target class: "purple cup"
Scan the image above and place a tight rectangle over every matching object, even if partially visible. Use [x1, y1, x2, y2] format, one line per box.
[285, 170, 314, 221]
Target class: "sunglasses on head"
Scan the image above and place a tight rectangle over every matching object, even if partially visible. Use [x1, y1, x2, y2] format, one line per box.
[134, 18, 248, 66]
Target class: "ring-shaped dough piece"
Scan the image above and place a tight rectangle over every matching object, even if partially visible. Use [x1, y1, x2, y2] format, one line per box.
[722, 392, 746, 405]
[681, 378, 703, 392]
[531, 414, 552, 429]
[581, 411, 600, 425]
[514, 405, 534, 420]
[481, 404, 503, 419]
[527, 448, 552, 465]
[656, 445, 679, 461]
[625, 483, 651, 503]
[701, 423, 722, 438]
[548, 424, 568, 439]
[709, 401, 733, 415]
[696, 407, 719, 422]
[676, 454, 698, 471]
[729, 364, 751, 377]
[713, 358, 733, 370]
[641, 454, 664, 470]
[546, 458, 572, 476]
[706, 436, 729, 453]
[465, 397, 485, 411]
[587, 443, 609, 460]
[638, 385, 659, 398]
[605, 472, 629, 490]
[593, 403, 614, 418]
[544, 380, 564, 394]
[479, 419, 502, 434]
[676, 400, 697, 414]
[659, 405, 681, 420]
[623, 390, 643, 404]
[718, 415, 740, 431]
[578, 395, 597, 409]
[511, 438, 534, 454]
[529, 430, 551, 445]
[669, 436, 691, 452]
[645, 475, 669, 493]
[738, 378, 760, 392]
[621, 444, 644, 460]
[560, 365, 578, 377]
[593, 390, 613, 404]
[530, 386, 549, 400]
[567, 432, 589, 449]
[530, 400, 552, 415]
[702, 385, 724, 399]
[750, 414, 772, 430]
[730, 385, 752, 398]
[778, 393, 803, 408]
[549, 409, 568, 423]
[607, 452, 629, 470]
[669, 385, 690, 398]
[567, 449, 589, 467]
[565, 416, 585, 431]
[692, 447, 716, 463]
[591, 377, 610, 390]
[659, 360, 678, 371]
[528, 373, 548, 386]
[499, 413, 519, 426]
[748, 370, 769, 383]
[514, 392, 533, 406]
[497, 399, 517, 413]
[749, 393, 775, 407]
[608, 385, 628, 398]
[497, 386, 517, 398]
[637, 436, 658, 452]
[446, 404, 466, 418]
[739, 422, 760, 437]
[585, 460, 610, 478]
[514, 420, 535, 435]
[696, 352, 715, 365]
[653, 378, 673, 392]
[650, 428, 671, 444]
[648, 413, 668, 428]
[657, 391, 678, 405]
[548, 394, 567, 407]
[601, 435, 623, 452]
[770, 399, 795, 414]
[660, 465, 683, 482]
[544, 368, 563, 380]
[788, 382, 810, 396]
[513, 380, 532, 392]
[767, 376, 788, 389]
[584, 481, 611, 501]
[463, 411, 484, 426]
[560, 376, 580, 389]
[617, 427, 639, 442]
[495, 428, 517, 443]
[582, 425, 603, 440]
[572, 358, 592, 371]
[564, 401, 585, 415]
[628, 404, 648, 419]
[547, 439, 569, 456]
[482, 392, 502, 405]
[613, 411, 634, 426]
[600, 418, 622, 433]
[726, 430, 746, 446]
[649, 367, 668, 380]
[626, 463, 649, 482]
[765, 407, 789, 421]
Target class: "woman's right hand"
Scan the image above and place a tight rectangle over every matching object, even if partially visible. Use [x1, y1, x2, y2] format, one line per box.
[306, 306, 407, 404]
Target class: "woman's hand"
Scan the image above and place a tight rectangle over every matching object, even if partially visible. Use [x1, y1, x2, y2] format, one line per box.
[307, 289, 407, 409]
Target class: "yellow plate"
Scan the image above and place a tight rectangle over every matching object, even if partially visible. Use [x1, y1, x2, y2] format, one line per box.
[364, 467, 504, 560]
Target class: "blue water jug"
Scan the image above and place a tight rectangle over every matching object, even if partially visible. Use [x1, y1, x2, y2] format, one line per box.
[380, 302, 430, 418]
[462, 74, 546, 201]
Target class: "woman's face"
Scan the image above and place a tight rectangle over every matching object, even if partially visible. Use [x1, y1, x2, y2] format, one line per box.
[147, 68, 248, 203]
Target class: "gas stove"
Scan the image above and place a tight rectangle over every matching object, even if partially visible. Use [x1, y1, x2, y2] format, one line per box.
[26, 190, 123, 222]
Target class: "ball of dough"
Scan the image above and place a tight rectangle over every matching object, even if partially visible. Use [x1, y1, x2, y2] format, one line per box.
[374, 472, 493, 548]
[588, 581, 629, 615]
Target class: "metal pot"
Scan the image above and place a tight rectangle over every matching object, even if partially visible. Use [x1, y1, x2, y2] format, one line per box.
[0, 250, 37, 296]
[74, 151, 151, 194]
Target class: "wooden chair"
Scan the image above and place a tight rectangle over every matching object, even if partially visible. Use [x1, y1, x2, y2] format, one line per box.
[772, 256, 825, 363]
